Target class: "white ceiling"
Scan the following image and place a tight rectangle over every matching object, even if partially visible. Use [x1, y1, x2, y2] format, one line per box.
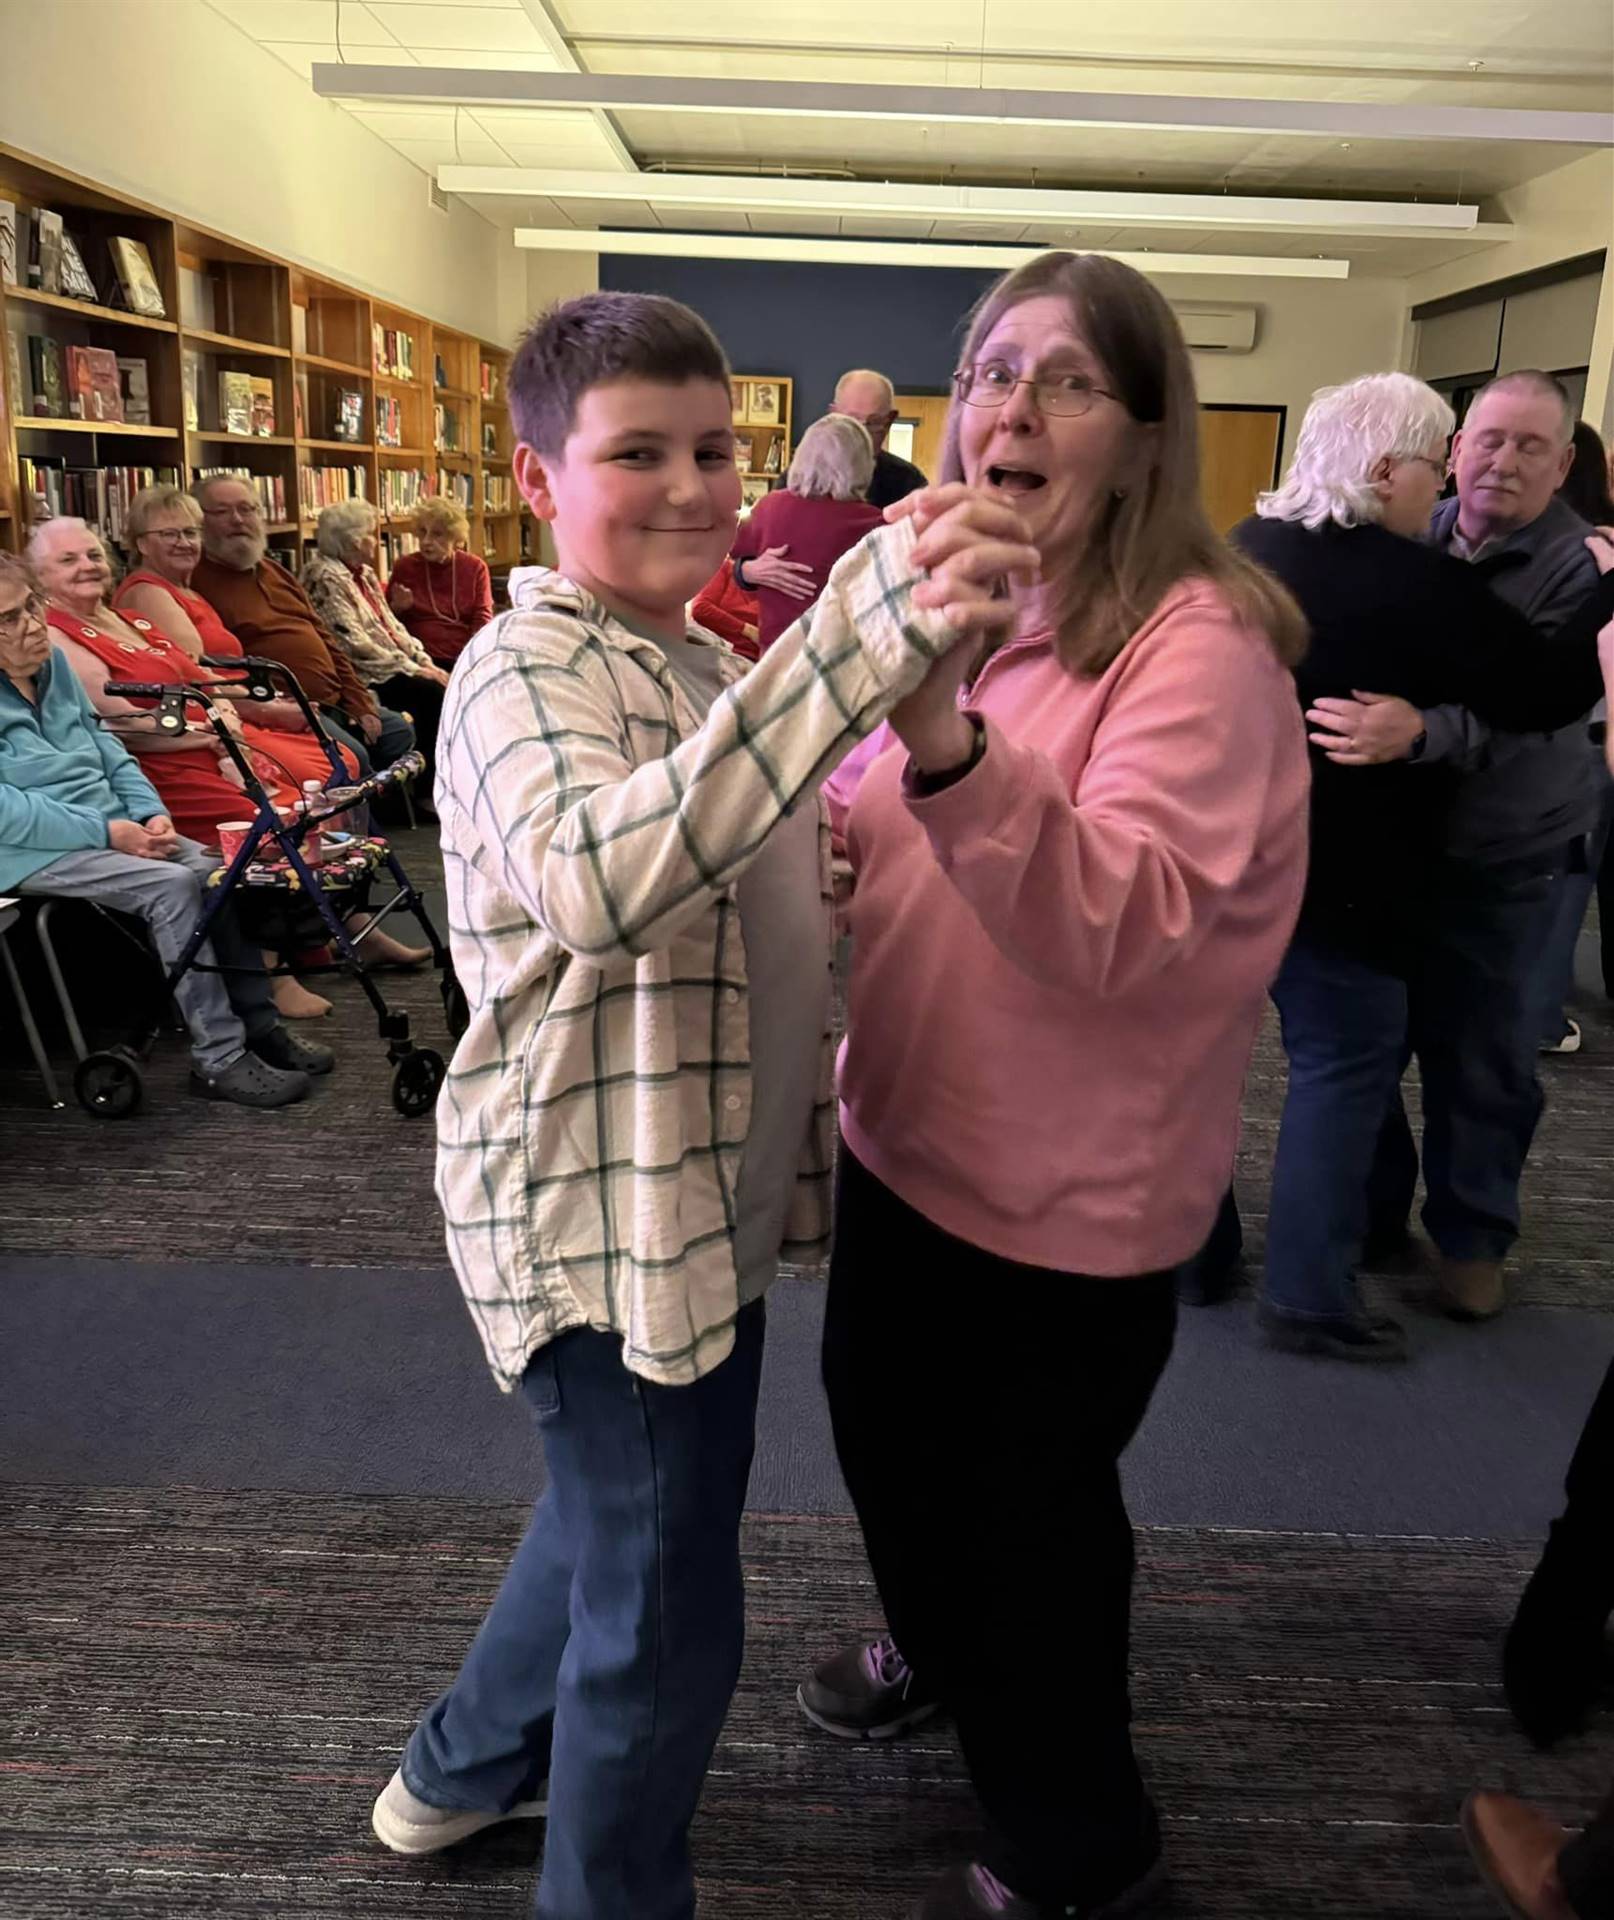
[206, 0, 1614, 276]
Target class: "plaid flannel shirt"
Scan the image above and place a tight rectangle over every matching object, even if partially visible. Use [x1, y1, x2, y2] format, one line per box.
[434, 515, 956, 1389]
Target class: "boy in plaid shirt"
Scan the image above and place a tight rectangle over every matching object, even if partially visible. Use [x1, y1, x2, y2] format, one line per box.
[371, 291, 1033, 1918]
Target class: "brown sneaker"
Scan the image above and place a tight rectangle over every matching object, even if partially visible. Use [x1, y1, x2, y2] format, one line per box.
[1459, 1791, 1575, 1918]
[797, 1635, 941, 1740]
[1438, 1257, 1506, 1322]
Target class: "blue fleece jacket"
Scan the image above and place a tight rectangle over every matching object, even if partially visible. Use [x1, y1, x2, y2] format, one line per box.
[0, 645, 164, 892]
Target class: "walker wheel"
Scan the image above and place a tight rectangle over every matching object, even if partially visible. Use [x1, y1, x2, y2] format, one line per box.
[392, 1047, 445, 1117]
[74, 1048, 144, 1119]
[441, 974, 469, 1041]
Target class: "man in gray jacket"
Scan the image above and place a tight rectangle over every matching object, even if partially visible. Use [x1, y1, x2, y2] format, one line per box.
[1323, 370, 1599, 1320]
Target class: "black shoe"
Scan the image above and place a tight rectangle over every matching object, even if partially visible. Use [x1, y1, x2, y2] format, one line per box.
[249, 1024, 336, 1076]
[1257, 1302, 1409, 1362]
[1504, 1563, 1614, 1747]
[1176, 1258, 1242, 1308]
[797, 1636, 942, 1740]
[914, 1839, 1165, 1919]
[189, 1052, 309, 1109]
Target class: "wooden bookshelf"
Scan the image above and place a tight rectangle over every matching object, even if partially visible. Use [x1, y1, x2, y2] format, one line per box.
[1, 141, 530, 585]
[731, 375, 794, 512]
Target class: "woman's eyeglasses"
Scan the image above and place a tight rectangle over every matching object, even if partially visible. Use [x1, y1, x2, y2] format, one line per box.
[954, 359, 1120, 418]
[0, 595, 46, 640]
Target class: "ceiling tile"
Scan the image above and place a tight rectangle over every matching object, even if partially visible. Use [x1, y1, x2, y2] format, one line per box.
[252, 39, 419, 80]
[366, 3, 549, 51]
[207, 0, 401, 43]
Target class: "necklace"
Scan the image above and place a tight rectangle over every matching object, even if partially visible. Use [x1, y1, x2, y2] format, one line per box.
[420, 552, 463, 626]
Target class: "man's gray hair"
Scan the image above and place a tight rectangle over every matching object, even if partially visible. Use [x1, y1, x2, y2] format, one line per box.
[1257, 372, 1454, 531]
[314, 497, 379, 560]
[833, 367, 895, 410]
[1470, 368, 1576, 445]
[787, 414, 876, 502]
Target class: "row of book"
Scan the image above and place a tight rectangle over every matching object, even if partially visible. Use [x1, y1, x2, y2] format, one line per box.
[375, 393, 405, 449]
[197, 466, 288, 523]
[19, 460, 180, 545]
[379, 530, 421, 569]
[435, 470, 473, 509]
[483, 474, 514, 513]
[15, 336, 152, 425]
[373, 323, 417, 382]
[218, 370, 277, 438]
[433, 402, 463, 453]
[379, 467, 428, 516]
[478, 359, 502, 403]
[0, 201, 167, 317]
[299, 465, 369, 517]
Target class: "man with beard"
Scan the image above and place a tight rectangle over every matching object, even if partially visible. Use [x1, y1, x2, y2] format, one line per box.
[189, 476, 415, 780]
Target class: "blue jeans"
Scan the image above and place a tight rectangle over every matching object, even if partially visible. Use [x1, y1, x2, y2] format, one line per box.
[16, 836, 276, 1075]
[402, 1302, 766, 1920]
[1263, 933, 1410, 1326]
[1534, 781, 1614, 1043]
[319, 704, 414, 778]
[1367, 854, 1564, 1266]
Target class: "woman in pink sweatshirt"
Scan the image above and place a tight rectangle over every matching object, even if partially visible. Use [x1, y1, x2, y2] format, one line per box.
[799, 253, 1311, 1920]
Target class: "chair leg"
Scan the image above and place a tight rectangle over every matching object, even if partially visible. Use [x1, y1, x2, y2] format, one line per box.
[0, 929, 64, 1109]
[33, 901, 90, 1062]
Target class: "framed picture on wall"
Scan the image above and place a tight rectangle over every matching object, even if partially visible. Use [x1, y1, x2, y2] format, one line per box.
[739, 476, 771, 513]
[730, 379, 749, 420]
[747, 380, 782, 427]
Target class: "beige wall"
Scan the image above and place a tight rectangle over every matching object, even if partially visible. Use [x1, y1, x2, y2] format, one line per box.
[0, 0, 525, 343]
[1171, 274, 1409, 470]
[1402, 152, 1614, 433]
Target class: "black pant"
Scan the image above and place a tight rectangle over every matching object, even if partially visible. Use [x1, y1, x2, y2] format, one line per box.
[1564, 1784, 1614, 1917]
[821, 1149, 1178, 1905]
[374, 672, 445, 790]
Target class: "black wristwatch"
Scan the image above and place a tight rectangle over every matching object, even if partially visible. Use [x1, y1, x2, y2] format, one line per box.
[909, 715, 987, 795]
[732, 556, 750, 591]
[1407, 727, 1429, 763]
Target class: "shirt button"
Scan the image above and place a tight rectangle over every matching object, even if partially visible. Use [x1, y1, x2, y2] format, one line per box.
[724, 988, 740, 1005]
[724, 1095, 742, 1112]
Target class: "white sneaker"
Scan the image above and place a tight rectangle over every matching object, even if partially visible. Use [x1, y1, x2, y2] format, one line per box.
[1540, 1019, 1583, 1055]
[371, 1767, 547, 1855]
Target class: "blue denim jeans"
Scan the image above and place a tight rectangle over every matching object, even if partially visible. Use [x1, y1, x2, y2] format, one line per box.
[319, 703, 415, 779]
[1534, 782, 1614, 1044]
[1366, 854, 1564, 1266]
[1262, 933, 1411, 1326]
[402, 1302, 766, 1920]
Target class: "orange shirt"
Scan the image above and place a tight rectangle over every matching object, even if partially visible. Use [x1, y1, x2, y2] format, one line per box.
[191, 556, 375, 718]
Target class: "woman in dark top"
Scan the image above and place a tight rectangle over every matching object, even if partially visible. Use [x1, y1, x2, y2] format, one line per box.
[1563, 419, 1614, 528]
[1232, 372, 1614, 1360]
[729, 415, 883, 650]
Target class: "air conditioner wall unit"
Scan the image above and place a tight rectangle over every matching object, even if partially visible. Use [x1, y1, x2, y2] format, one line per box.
[1173, 305, 1258, 353]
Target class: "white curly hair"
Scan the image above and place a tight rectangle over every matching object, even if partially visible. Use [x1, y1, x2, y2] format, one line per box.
[1258, 372, 1454, 530]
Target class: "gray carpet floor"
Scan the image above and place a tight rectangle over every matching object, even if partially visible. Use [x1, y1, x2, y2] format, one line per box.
[4, 1483, 1613, 1920]
[2, 832, 1612, 1918]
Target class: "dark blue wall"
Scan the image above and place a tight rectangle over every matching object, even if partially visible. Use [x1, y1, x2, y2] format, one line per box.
[598, 254, 1000, 417]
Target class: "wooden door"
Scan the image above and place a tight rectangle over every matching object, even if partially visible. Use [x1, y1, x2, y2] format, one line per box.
[891, 391, 952, 484]
[1199, 407, 1284, 533]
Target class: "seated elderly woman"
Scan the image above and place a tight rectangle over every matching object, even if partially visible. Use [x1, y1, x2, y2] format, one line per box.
[729, 414, 884, 651]
[301, 500, 450, 797]
[385, 498, 494, 667]
[32, 515, 425, 1017]
[0, 551, 330, 1106]
[1229, 371, 1614, 1359]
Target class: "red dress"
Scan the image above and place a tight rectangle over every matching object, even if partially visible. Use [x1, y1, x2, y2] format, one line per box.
[113, 572, 359, 794]
[691, 558, 761, 660]
[47, 603, 298, 844]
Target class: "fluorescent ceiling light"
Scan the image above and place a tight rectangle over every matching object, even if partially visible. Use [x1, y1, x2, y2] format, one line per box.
[446, 165, 1481, 236]
[314, 65, 1614, 147]
[514, 227, 1351, 278]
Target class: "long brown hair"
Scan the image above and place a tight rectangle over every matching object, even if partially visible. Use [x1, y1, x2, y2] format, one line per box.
[942, 252, 1306, 675]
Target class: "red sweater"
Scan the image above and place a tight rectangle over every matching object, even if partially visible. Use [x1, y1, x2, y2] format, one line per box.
[389, 550, 495, 665]
[690, 558, 761, 659]
[730, 491, 884, 651]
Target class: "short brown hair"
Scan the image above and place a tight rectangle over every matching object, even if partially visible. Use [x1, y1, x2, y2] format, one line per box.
[508, 291, 731, 457]
[942, 251, 1306, 674]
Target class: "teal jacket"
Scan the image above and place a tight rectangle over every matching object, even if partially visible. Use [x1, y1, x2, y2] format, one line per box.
[0, 645, 164, 893]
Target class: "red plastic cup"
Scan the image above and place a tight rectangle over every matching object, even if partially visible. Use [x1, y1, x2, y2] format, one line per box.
[217, 820, 256, 863]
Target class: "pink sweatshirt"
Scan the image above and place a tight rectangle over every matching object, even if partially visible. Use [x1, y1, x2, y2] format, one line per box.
[826, 578, 1309, 1277]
